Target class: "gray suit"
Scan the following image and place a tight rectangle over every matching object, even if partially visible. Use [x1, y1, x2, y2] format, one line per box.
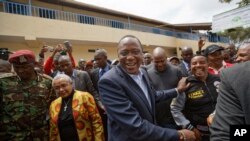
[210, 61, 250, 140]
[72, 69, 100, 103]
[178, 61, 189, 77]
[99, 65, 179, 141]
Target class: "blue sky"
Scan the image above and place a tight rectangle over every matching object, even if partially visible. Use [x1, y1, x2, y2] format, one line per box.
[75, 0, 241, 24]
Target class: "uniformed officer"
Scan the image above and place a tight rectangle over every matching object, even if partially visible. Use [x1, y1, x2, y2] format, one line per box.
[0, 50, 57, 141]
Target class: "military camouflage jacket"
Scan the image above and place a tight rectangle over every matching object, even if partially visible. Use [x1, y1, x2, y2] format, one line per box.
[0, 72, 57, 141]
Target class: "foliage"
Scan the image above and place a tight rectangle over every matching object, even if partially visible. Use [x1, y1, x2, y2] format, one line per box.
[219, 0, 250, 7]
[218, 0, 250, 42]
[217, 27, 250, 42]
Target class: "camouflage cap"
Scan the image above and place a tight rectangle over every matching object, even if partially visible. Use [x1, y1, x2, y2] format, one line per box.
[9, 50, 36, 64]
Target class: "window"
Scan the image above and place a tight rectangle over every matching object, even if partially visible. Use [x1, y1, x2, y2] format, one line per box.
[88, 49, 96, 53]
[5, 2, 28, 15]
[39, 8, 55, 19]
[152, 28, 160, 34]
[111, 21, 124, 29]
[78, 15, 95, 25]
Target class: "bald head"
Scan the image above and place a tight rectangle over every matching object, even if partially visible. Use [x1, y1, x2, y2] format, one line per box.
[181, 46, 193, 63]
[181, 46, 193, 53]
[153, 47, 166, 58]
[236, 43, 250, 63]
[58, 55, 71, 63]
[152, 47, 167, 72]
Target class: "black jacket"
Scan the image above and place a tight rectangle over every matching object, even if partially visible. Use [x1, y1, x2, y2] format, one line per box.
[184, 74, 220, 127]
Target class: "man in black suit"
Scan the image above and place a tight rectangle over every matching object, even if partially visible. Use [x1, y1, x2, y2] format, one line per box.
[210, 61, 250, 140]
[90, 48, 111, 140]
[178, 46, 193, 77]
[98, 35, 196, 141]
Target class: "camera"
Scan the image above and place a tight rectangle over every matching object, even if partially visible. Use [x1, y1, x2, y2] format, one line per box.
[43, 45, 54, 52]
[64, 41, 72, 51]
[0, 48, 11, 60]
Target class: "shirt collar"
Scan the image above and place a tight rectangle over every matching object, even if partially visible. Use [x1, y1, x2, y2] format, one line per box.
[72, 69, 77, 78]
[99, 64, 109, 73]
[183, 61, 190, 70]
[128, 69, 143, 80]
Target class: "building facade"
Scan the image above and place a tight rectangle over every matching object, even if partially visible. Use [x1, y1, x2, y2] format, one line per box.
[0, 0, 229, 62]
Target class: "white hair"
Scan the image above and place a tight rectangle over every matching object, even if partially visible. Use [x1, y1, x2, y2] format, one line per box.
[52, 74, 72, 87]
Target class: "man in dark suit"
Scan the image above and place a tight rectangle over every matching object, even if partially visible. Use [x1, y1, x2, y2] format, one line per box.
[210, 61, 250, 140]
[178, 46, 193, 77]
[98, 35, 195, 141]
[90, 48, 112, 140]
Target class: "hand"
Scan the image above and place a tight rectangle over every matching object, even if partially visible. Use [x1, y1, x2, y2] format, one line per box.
[41, 46, 48, 53]
[176, 77, 190, 94]
[207, 114, 215, 126]
[198, 39, 205, 49]
[67, 45, 73, 54]
[178, 129, 196, 141]
[192, 128, 202, 141]
[55, 44, 64, 52]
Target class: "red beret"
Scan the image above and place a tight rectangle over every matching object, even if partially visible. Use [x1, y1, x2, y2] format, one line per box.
[9, 50, 36, 64]
[86, 61, 93, 67]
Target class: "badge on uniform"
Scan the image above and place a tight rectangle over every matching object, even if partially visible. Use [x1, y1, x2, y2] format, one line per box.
[19, 55, 27, 63]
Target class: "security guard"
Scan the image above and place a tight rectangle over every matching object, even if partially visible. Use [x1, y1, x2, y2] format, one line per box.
[0, 50, 56, 141]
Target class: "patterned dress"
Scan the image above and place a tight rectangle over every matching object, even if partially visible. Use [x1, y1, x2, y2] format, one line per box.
[49, 90, 104, 141]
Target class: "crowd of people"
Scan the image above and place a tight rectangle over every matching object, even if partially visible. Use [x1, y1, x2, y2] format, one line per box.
[0, 36, 250, 141]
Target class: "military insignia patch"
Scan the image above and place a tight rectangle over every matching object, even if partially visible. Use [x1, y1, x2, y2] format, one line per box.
[19, 55, 27, 63]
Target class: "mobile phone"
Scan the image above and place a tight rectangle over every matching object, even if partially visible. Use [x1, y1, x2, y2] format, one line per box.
[64, 41, 72, 51]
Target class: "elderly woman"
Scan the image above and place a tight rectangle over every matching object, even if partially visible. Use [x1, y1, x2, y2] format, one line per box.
[49, 74, 104, 141]
[171, 55, 220, 141]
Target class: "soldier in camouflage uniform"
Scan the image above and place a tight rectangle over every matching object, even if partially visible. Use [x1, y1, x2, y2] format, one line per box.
[0, 50, 57, 141]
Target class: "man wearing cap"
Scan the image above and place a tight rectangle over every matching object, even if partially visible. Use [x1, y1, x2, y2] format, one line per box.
[204, 44, 233, 75]
[0, 50, 57, 140]
[169, 56, 180, 66]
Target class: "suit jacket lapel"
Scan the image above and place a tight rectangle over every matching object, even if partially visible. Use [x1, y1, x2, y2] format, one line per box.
[95, 68, 100, 81]
[117, 65, 153, 114]
[73, 70, 80, 89]
[141, 69, 155, 114]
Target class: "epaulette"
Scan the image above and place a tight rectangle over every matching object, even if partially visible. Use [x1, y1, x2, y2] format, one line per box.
[0, 72, 17, 79]
[38, 73, 53, 80]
